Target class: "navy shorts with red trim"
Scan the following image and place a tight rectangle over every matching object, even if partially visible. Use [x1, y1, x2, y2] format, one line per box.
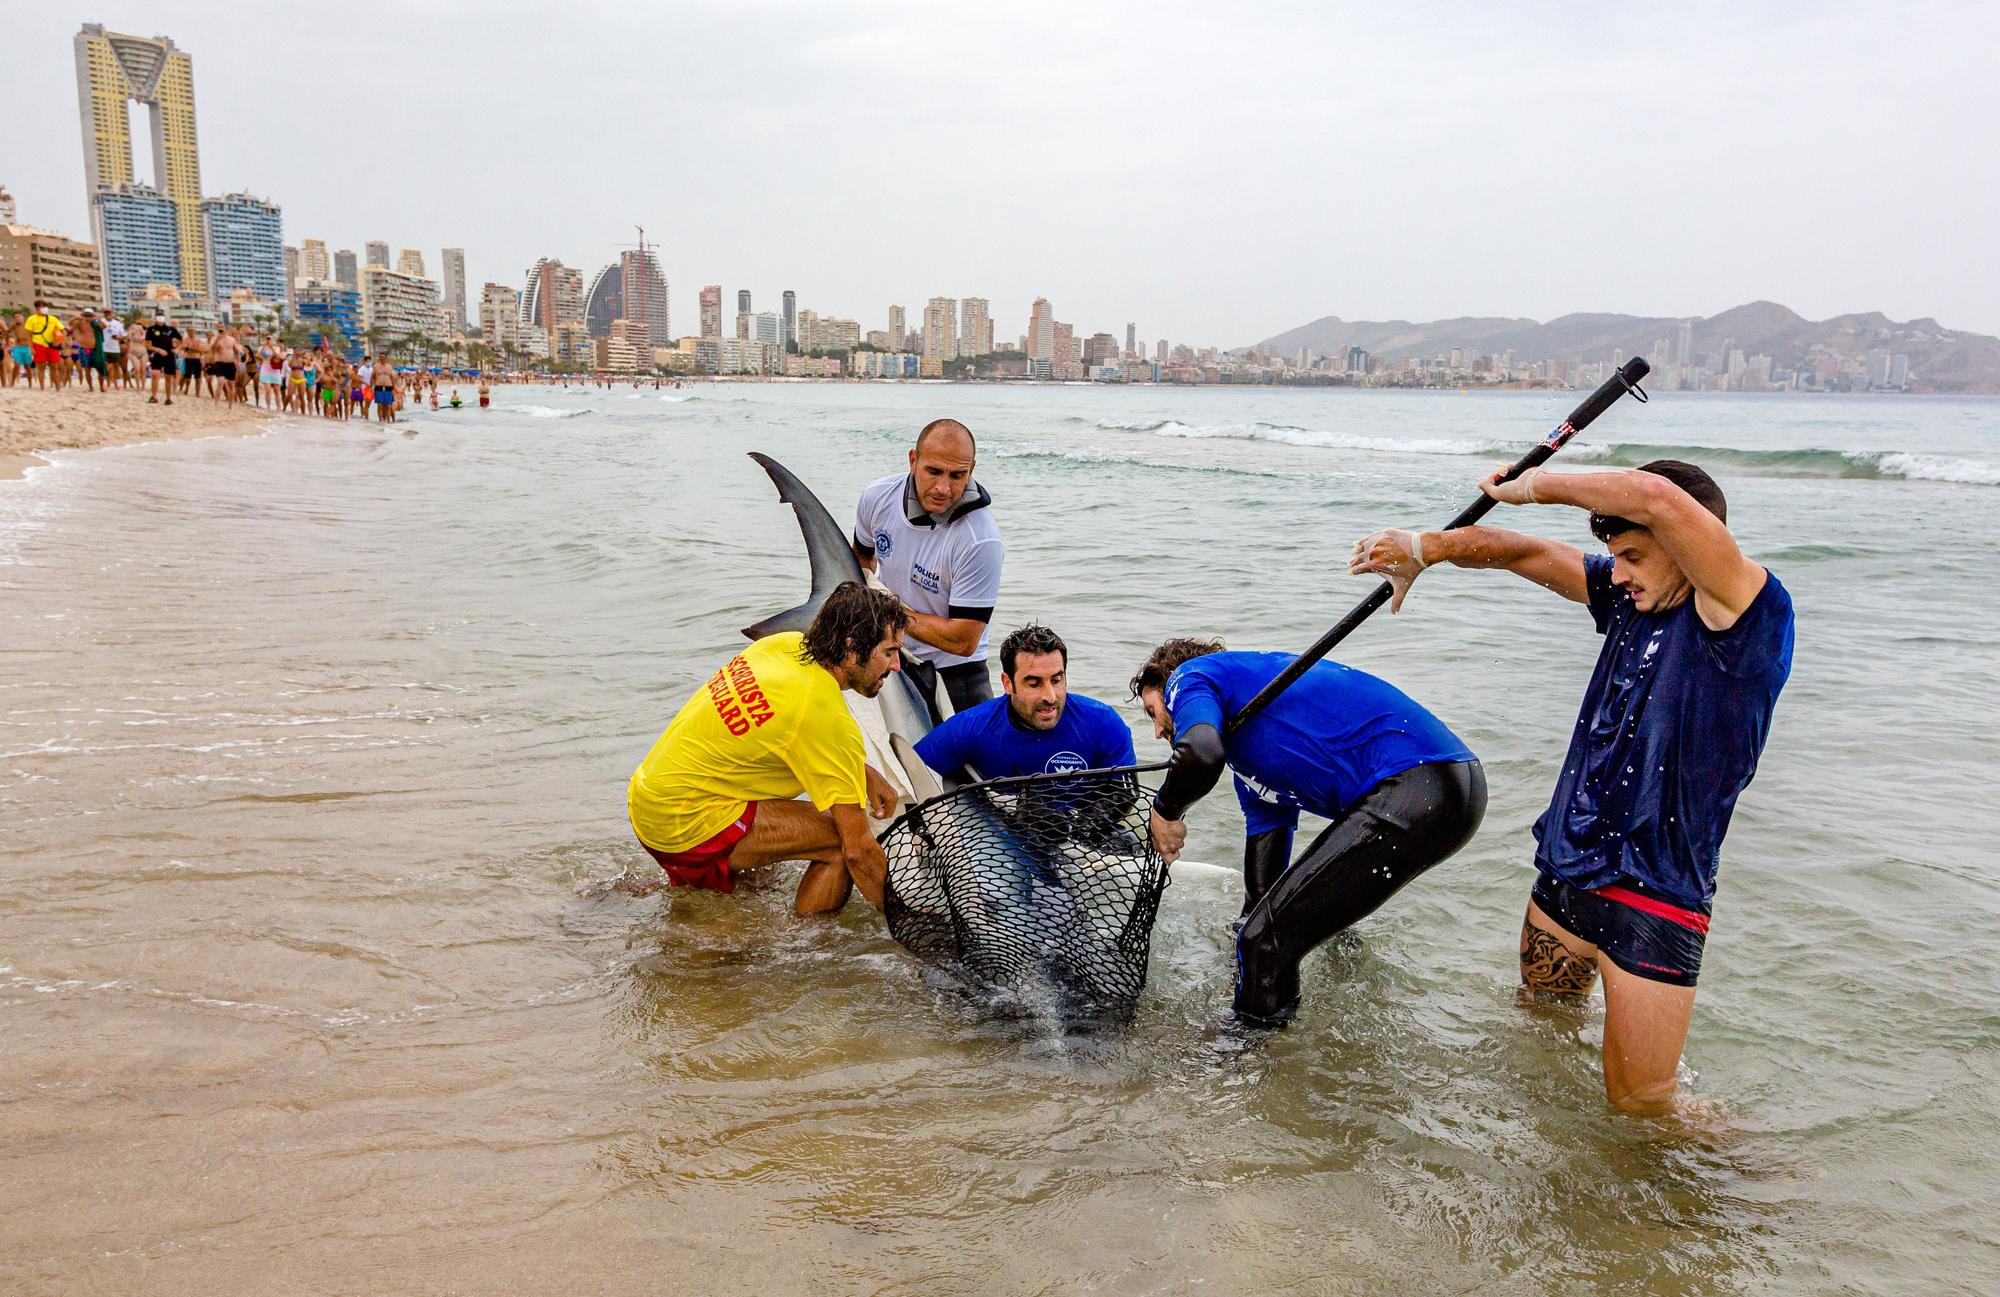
[1531, 872, 1708, 987]
[640, 803, 758, 894]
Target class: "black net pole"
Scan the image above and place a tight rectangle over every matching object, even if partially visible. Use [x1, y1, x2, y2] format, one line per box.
[1225, 357, 1651, 738]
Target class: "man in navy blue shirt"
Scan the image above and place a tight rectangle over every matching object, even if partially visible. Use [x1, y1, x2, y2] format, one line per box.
[1351, 458, 1794, 1115]
[914, 623, 1135, 783]
[1131, 642, 1485, 1028]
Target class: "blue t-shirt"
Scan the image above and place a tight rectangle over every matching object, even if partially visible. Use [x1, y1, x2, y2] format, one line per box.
[1533, 555, 1795, 913]
[1164, 651, 1475, 846]
[914, 693, 1136, 780]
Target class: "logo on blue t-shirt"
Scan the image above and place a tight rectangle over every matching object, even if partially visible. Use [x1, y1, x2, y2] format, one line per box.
[874, 529, 893, 559]
[1045, 750, 1087, 775]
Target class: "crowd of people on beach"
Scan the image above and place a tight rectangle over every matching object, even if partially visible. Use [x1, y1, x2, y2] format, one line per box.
[3, 300, 501, 421]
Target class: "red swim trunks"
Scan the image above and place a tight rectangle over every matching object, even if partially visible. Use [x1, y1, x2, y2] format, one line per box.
[641, 803, 758, 893]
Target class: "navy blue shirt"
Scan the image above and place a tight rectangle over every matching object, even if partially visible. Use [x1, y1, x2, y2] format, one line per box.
[1533, 555, 1795, 913]
[914, 693, 1136, 780]
[1164, 651, 1475, 845]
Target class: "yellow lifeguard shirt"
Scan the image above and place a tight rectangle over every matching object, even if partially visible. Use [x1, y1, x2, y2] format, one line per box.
[627, 632, 867, 853]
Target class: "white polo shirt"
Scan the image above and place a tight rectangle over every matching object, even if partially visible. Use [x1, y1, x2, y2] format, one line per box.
[854, 472, 1004, 669]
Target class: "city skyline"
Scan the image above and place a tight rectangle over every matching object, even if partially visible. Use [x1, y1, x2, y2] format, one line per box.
[3, 3, 1996, 346]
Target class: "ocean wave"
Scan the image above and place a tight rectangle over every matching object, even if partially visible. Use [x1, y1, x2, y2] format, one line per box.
[499, 404, 592, 419]
[1120, 418, 1510, 456]
[1090, 419, 1998, 486]
[993, 445, 1298, 480]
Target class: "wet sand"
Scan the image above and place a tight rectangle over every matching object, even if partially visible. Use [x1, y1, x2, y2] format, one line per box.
[0, 383, 286, 478]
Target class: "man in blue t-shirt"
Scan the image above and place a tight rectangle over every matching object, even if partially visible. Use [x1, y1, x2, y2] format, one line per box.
[1131, 642, 1485, 1028]
[913, 623, 1135, 783]
[1351, 458, 1794, 1115]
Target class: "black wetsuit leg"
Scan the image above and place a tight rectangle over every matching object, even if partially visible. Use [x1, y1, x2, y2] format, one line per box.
[1233, 759, 1487, 1027]
[1238, 828, 1290, 926]
[939, 660, 993, 714]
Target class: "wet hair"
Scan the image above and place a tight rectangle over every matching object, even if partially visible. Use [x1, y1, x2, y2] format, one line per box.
[800, 581, 908, 669]
[1129, 637, 1226, 699]
[1590, 459, 1728, 541]
[999, 623, 1066, 677]
[914, 418, 975, 456]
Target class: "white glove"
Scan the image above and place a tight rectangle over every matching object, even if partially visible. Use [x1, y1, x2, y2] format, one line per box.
[1349, 527, 1429, 613]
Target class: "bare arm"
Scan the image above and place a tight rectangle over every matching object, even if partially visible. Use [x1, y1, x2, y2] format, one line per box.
[1494, 470, 1766, 628]
[902, 610, 986, 659]
[830, 802, 886, 908]
[1420, 525, 1591, 604]
[852, 538, 876, 573]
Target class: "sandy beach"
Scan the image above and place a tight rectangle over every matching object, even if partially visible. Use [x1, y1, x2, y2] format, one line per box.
[0, 384, 285, 479]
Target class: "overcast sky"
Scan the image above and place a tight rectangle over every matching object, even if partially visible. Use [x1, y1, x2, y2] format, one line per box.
[7, 1, 1996, 345]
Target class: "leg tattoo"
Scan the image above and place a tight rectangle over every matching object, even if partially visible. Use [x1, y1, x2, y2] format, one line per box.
[1521, 924, 1598, 997]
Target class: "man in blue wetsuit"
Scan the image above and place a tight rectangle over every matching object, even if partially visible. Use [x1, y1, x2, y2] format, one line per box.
[1131, 642, 1486, 1028]
[914, 623, 1134, 783]
[1350, 458, 1793, 1115]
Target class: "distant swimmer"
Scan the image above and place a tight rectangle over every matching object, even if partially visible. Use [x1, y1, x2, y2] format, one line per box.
[1351, 459, 1794, 1115]
[626, 582, 907, 915]
[914, 623, 1134, 782]
[1132, 641, 1485, 1029]
[477, 380, 490, 408]
[853, 418, 1004, 722]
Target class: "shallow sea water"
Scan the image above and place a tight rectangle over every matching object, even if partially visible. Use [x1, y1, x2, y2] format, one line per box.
[2, 382, 1997, 1294]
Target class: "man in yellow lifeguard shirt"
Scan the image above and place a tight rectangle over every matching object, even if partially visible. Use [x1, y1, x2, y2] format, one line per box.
[628, 582, 907, 915]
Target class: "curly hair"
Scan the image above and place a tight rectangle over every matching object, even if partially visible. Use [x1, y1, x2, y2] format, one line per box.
[800, 581, 909, 669]
[1128, 637, 1226, 699]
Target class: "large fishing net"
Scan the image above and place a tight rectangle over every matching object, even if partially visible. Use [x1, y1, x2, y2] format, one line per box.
[881, 766, 1172, 1020]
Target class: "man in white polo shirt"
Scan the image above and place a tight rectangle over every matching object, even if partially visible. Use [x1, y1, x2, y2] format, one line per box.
[852, 418, 1004, 721]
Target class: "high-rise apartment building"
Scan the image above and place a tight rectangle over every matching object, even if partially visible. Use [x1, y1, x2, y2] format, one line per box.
[295, 281, 363, 358]
[887, 304, 904, 346]
[479, 282, 521, 354]
[441, 247, 467, 329]
[1156, 339, 1167, 363]
[334, 248, 357, 287]
[958, 297, 991, 358]
[283, 245, 298, 313]
[362, 264, 441, 341]
[93, 183, 180, 310]
[519, 258, 583, 336]
[1125, 322, 1136, 357]
[1028, 298, 1054, 360]
[753, 312, 782, 347]
[782, 289, 796, 350]
[201, 191, 283, 303]
[699, 285, 721, 337]
[0, 222, 104, 313]
[923, 297, 957, 362]
[0, 186, 14, 223]
[300, 238, 330, 281]
[621, 248, 671, 348]
[74, 24, 206, 305]
[736, 289, 752, 340]
[364, 240, 389, 268]
[395, 249, 425, 277]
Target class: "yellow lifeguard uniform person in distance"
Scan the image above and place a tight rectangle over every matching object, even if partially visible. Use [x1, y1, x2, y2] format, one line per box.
[627, 582, 907, 915]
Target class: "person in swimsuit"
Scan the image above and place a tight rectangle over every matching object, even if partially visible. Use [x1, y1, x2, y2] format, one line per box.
[1351, 459, 1795, 1115]
[373, 357, 397, 423]
[286, 351, 308, 413]
[206, 328, 240, 404]
[477, 379, 490, 407]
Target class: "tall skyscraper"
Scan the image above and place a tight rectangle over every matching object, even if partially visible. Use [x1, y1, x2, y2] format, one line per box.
[74, 24, 206, 303]
[479, 282, 522, 354]
[1156, 339, 1167, 363]
[888, 305, 905, 348]
[519, 257, 583, 335]
[923, 297, 957, 362]
[300, 238, 330, 281]
[622, 247, 671, 349]
[365, 240, 389, 268]
[1028, 298, 1054, 360]
[202, 191, 283, 303]
[699, 284, 722, 337]
[782, 289, 796, 350]
[284, 245, 299, 313]
[1678, 319, 1695, 371]
[396, 248, 425, 277]
[93, 183, 180, 310]
[441, 247, 467, 329]
[334, 248, 357, 288]
[1125, 322, 1136, 357]
[958, 297, 991, 358]
[736, 289, 752, 340]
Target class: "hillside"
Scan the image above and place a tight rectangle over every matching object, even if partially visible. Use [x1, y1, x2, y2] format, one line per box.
[1251, 302, 2000, 393]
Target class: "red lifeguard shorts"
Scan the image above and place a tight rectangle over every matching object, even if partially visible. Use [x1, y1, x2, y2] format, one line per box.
[641, 803, 758, 893]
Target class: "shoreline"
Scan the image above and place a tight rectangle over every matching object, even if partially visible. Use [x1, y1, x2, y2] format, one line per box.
[0, 384, 290, 480]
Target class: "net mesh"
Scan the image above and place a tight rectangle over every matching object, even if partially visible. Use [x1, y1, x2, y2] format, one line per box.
[881, 767, 1171, 1020]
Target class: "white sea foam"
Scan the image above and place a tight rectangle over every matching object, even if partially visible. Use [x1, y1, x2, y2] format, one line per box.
[1858, 451, 2000, 486]
[499, 404, 590, 419]
[1124, 418, 1508, 456]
